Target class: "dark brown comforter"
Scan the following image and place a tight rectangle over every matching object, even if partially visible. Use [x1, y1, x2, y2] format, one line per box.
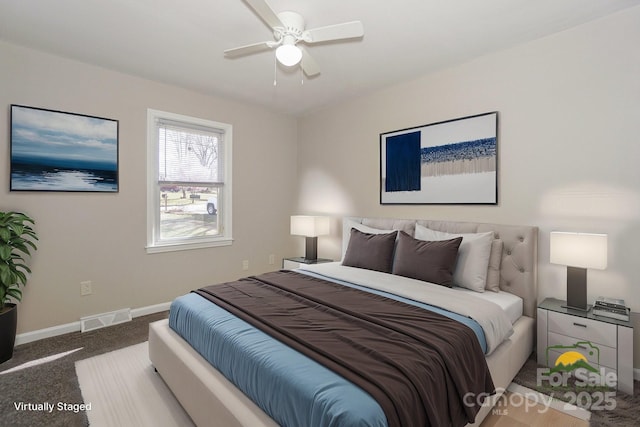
[195, 270, 494, 427]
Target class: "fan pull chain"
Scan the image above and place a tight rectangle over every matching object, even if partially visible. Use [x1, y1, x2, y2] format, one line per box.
[273, 55, 277, 86]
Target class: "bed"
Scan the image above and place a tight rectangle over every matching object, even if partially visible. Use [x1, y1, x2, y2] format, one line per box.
[149, 217, 538, 427]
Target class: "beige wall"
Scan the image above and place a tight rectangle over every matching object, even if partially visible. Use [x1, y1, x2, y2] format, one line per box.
[297, 8, 640, 365]
[0, 41, 298, 334]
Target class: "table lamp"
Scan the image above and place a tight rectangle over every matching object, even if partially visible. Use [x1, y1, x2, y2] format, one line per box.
[550, 231, 607, 311]
[290, 215, 330, 261]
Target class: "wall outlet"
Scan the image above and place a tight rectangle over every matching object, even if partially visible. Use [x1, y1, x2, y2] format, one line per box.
[242, 260, 249, 271]
[80, 281, 92, 296]
[269, 254, 275, 265]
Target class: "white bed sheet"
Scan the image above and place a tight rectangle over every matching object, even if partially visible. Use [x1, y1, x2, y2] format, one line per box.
[452, 287, 523, 325]
[300, 262, 513, 355]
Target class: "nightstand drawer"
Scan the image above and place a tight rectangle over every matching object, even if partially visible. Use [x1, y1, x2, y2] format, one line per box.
[547, 331, 617, 369]
[548, 311, 616, 348]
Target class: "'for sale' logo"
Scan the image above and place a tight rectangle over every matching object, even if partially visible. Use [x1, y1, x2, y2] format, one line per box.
[546, 341, 599, 374]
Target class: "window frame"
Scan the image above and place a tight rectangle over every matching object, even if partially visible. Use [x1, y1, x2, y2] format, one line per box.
[146, 109, 232, 253]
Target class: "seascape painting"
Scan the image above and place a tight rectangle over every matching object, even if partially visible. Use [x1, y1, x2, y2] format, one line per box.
[380, 112, 497, 204]
[10, 105, 119, 192]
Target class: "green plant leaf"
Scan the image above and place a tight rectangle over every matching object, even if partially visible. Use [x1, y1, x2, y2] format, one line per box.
[6, 287, 22, 302]
[13, 263, 32, 274]
[10, 241, 31, 257]
[14, 270, 27, 285]
[0, 245, 11, 261]
[9, 223, 24, 237]
[0, 210, 38, 306]
[0, 228, 10, 242]
[0, 267, 12, 286]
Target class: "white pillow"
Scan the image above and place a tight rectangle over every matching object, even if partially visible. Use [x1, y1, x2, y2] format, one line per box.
[342, 220, 396, 260]
[485, 239, 503, 292]
[414, 224, 493, 293]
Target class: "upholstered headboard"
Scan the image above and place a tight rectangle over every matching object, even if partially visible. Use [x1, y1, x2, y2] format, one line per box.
[343, 217, 538, 318]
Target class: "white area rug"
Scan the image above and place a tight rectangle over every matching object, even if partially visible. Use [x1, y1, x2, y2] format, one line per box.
[75, 342, 195, 427]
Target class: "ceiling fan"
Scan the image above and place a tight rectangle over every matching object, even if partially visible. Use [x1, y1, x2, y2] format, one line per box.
[224, 0, 364, 77]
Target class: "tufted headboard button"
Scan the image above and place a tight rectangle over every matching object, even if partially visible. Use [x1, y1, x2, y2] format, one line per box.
[518, 236, 524, 242]
[519, 267, 525, 273]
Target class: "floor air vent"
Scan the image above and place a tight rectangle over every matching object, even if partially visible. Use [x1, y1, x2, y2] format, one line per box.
[81, 308, 132, 332]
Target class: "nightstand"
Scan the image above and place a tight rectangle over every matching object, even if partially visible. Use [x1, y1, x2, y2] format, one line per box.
[282, 257, 333, 270]
[537, 298, 634, 394]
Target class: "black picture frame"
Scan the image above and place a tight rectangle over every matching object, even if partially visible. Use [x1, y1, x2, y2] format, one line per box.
[380, 112, 498, 205]
[10, 104, 119, 192]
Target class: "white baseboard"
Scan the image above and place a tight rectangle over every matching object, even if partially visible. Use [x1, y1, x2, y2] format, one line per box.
[131, 302, 171, 318]
[14, 321, 81, 347]
[15, 301, 171, 346]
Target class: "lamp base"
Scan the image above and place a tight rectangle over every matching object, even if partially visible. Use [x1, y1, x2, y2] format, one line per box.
[304, 236, 318, 261]
[565, 266, 589, 311]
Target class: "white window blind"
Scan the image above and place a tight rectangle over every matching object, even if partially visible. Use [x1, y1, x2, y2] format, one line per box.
[157, 119, 224, 185]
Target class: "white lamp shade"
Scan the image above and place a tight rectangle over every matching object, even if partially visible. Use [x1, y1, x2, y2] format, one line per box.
[550, 232, 607, 269]
[290, 216, 330, 237]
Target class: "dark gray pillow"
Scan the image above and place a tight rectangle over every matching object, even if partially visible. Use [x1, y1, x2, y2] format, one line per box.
[342, 228, 397, 273]
[392, 231, 462, 287]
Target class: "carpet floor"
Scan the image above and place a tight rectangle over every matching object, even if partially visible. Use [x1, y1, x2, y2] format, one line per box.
[1, 311, 638, 427]
[0, 311, 168, 427]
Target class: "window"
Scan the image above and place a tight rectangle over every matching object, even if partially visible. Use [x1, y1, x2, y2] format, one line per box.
[147, 109, 232, 253]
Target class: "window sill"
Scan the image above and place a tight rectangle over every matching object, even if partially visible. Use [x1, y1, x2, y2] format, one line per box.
[146, 238, 233, 254]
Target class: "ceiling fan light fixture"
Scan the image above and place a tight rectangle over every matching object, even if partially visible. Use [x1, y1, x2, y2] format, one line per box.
[225, 0, 364, 77]
[275, 44, 302, 66]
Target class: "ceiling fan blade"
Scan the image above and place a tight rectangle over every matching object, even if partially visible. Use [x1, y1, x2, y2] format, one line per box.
[300, 47, 320, 77]
[224, 41, 273, 58]
[305, 21, 364, 43]
[242, 0, 283, 29]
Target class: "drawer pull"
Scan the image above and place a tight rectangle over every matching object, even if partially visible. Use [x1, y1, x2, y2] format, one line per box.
[573, 322, 587, 328]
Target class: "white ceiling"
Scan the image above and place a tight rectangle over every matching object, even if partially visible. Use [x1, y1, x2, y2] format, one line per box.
[1, 0, 638, 116]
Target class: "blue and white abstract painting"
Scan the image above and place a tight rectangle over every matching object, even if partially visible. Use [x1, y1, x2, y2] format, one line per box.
[10, 105, 119, 192]
[380, 112, 497, 204]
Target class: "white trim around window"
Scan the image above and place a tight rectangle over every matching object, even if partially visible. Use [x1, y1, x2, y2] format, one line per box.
[146, 109, 232, 253]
